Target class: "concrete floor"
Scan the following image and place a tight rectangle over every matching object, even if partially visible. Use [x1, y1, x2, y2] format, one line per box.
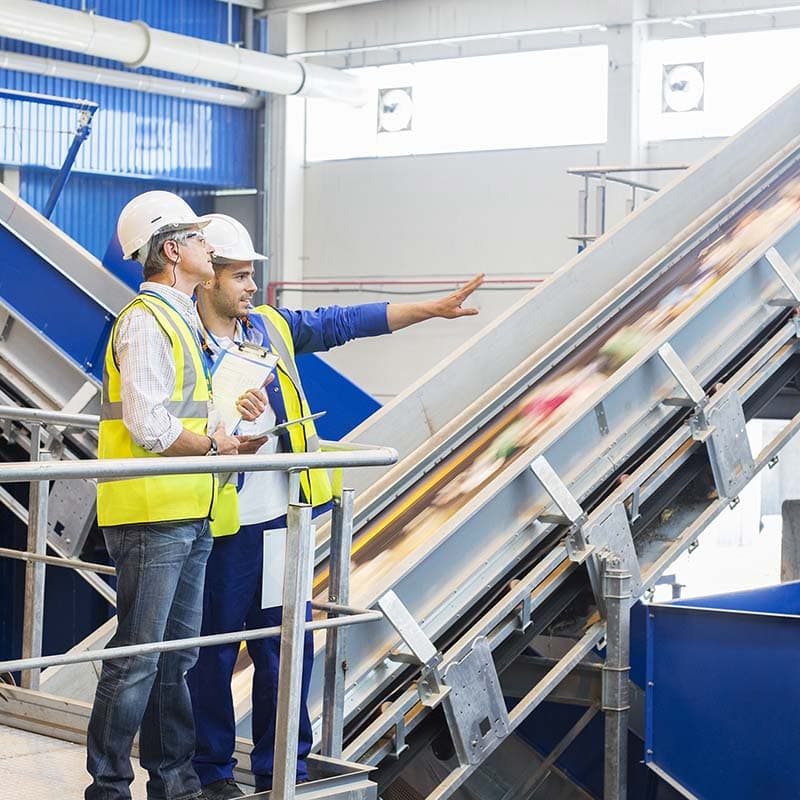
[0, 725, 270, 798]
[1, 725, 147, 799]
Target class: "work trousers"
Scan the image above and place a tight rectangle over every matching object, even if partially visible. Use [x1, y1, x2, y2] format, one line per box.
[86, 519, 212, 800]
[187, 521, 314, 792]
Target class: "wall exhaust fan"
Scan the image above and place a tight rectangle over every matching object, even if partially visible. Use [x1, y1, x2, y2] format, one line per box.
[377, 87, 414, 132]
[662, 63, 705, 113]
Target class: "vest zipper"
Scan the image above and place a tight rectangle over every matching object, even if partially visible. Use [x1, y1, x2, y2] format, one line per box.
[207, 470, 216, 520]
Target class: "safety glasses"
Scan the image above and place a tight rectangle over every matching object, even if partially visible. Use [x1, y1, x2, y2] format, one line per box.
[173, 230, 208, 245]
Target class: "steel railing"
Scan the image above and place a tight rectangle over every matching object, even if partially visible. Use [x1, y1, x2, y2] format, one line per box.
[0, 405, 397, 800]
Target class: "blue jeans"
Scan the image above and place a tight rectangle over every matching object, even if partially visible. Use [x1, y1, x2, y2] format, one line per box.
[187, 521, 314, 791]
[86, 519, 212, 800]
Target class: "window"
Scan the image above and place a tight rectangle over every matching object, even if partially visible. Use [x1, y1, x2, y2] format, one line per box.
[306, 45, 609, 162]
[641, 28, 800, 141]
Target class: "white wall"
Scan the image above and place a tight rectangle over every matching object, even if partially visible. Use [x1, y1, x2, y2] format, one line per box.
[301, 137, 725, 400]
[303, 144, 598, 280]
[289, 0, 800, 402]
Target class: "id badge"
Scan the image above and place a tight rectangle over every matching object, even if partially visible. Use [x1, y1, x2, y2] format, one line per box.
[262, 525, 316, 609]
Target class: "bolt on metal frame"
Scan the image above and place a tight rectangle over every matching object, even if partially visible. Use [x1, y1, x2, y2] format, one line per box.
[0, 406, 397, 800]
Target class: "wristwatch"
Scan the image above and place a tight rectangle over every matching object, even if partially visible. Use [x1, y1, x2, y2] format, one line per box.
[206, 435, 219, 456]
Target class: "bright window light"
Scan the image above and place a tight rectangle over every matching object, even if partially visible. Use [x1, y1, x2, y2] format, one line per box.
[641, 28, 800, 141]
[306, 45, 608, 162]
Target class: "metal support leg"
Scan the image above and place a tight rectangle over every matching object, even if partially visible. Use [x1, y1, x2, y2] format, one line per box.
[780, 499, 800, 582]
[273, 501, 313, 800]
[603, 557, 632, 800]
[21, 426, 49, 690]
[321, 488, 354, 758]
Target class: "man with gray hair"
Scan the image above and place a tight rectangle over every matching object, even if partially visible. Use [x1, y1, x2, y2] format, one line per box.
[86, 191, 251, 800]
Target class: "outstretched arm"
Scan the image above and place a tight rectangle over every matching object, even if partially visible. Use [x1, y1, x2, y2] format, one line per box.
[386, 273, 484, 332]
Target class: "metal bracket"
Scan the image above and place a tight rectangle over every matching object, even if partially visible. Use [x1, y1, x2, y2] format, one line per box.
[658, 343, 706, 408]
[765, 247, 800, 307]
[530, 456, 641, 611]
[441, 637, 510, 766]
[379, 591, 438, 666]
[418, 662, 449, 708]
[628, 484, 641, 524]
[47, 478, 97, 558]
[691, 389, 755, 500]
[586, 503, 643, 600]
[62, 381, 99, 416]
[378, 591, 450, 710]
[530, 455, 586, 528]
[594, 402, 609, 436]
[517, 591, 532, 633]
[389, 716, 408, 759]
[565, 524, 595, 565]
[378, 595, 510, 766]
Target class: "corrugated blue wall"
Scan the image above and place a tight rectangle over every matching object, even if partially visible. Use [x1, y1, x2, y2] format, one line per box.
[20, 168, 216, 262]
[0, 0, 262, 256]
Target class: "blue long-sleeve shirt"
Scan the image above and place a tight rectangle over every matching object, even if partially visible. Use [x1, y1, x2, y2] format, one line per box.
[237, 302, 390, 521]
[271, 302, 391, 353]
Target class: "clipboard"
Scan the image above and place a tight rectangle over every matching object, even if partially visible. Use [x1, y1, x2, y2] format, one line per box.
[210, 342, 279, 433]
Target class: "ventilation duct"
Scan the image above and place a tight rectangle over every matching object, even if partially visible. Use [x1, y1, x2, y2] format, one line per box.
[0, 0, 367, 106]
[0, 51, 263, 109]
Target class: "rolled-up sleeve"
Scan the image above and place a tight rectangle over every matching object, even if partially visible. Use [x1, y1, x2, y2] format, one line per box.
[115, 309, 184, 453]
[276, 302, 391, 355]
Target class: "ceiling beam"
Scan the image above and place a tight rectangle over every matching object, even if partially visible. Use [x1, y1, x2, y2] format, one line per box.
[215, 0, 264, 9]
[261, 0, 388, 14]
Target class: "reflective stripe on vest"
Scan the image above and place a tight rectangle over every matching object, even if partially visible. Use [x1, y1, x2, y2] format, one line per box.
[96, 294, 217, 527]
[251, 305, 332, 509]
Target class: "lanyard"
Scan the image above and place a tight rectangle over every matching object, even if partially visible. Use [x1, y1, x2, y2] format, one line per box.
[139, 290, 214, 397]
[198, 317, 244, 367]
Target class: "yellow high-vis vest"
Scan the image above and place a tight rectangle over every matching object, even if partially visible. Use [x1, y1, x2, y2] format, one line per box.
[252, 305, 332, 511]
[96, 293, 221, 528]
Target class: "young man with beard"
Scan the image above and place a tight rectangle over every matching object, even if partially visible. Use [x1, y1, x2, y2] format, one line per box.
[189, 213, 483, 799]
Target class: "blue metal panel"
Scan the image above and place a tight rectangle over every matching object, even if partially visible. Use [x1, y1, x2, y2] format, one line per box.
[646, 583, 800, 799]
[20, 167, 215, 261]
[0, 214, 116, 379]
[0, 1, 260, 186]
[629, 600, 648, 688]
[296, 353, 381, 440]
[669, 581, 800, 614]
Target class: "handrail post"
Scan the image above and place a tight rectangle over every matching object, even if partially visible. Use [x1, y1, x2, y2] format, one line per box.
[272, 500, 313, 800]
[20, 425, 49, 690]
[288, 469, 301, 504]
[321, 487, 354, 758]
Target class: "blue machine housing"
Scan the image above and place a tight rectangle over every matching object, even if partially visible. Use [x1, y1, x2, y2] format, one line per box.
[645, 582, 800, 799]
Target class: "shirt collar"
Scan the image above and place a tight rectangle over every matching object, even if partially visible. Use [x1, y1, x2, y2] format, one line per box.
[139, 282, 198, 325]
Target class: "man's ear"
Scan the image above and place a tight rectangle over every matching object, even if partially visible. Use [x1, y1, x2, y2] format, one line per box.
[162, 238, 180, 261]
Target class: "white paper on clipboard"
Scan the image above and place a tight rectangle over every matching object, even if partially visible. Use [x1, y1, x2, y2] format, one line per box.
[211, 343, 279, 433]
[262, 525, 316, 609]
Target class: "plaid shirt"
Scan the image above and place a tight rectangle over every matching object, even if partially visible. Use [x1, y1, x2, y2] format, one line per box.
[113, 282, 204, 453]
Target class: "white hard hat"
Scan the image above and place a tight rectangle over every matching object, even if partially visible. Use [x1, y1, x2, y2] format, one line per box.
[200, 213, 267, 263]
[117, 191, 208, 260]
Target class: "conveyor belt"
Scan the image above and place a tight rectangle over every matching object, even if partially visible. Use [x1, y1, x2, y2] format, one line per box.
[317, 169, 800, 598]
[293, 87, 800, 784]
